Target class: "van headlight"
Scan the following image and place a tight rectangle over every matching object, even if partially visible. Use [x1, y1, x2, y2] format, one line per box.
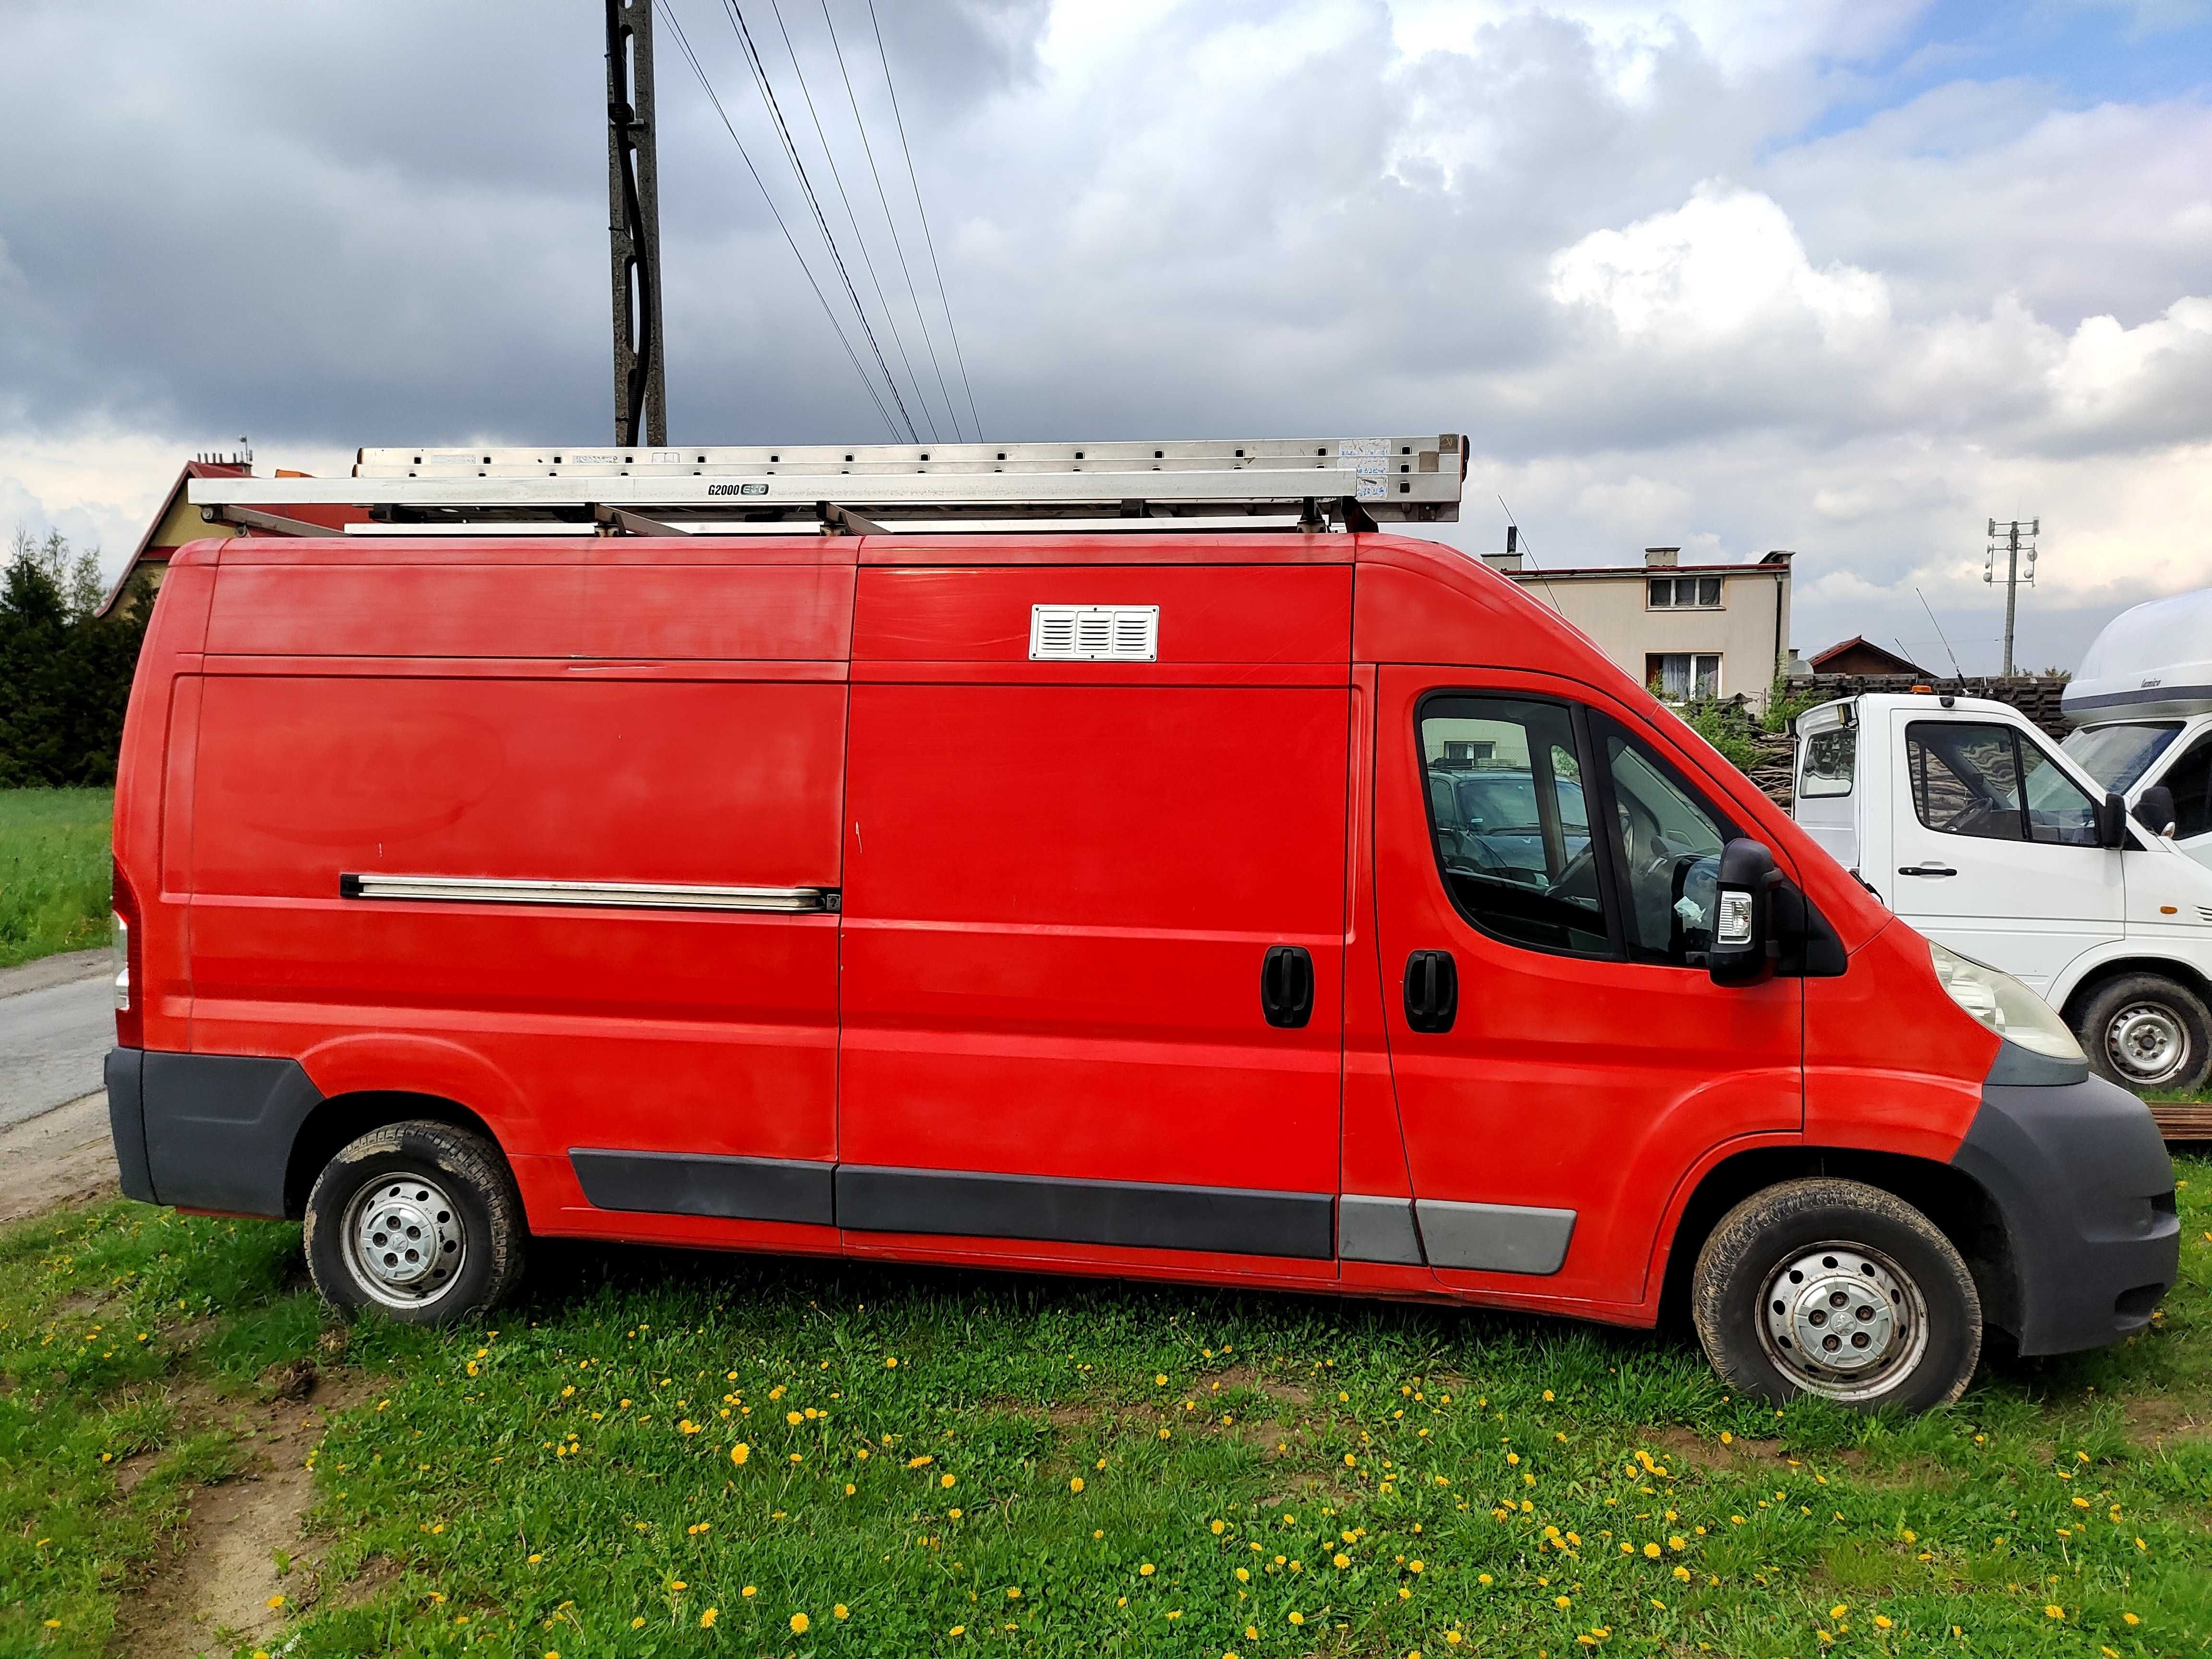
[1929, 941, 2085, 1062]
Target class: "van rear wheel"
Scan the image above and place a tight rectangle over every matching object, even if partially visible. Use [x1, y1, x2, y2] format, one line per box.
[1692, 1178, 1980, 1410]
[2074, 973, 2212, 1094]
[304, 1121, 526, 1325]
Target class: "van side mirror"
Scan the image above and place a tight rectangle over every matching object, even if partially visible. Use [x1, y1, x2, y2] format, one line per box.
[2133, 784, 2178, 841]
[1708, 838, 1777, 987]
[2097, 791, 2129, 849]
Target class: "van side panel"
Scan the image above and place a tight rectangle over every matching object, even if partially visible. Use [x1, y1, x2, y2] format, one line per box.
[840, 561, 1351, 1270]
[187, 671, 846, 1180]
[174, 540, 856, 1231]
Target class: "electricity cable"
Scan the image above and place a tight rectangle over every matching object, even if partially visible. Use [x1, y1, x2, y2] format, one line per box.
[818, 0, 965, 442]
[655, 2, 901, 437]
[866, 0, 982, 440]
[724, 0, 920, 440]
[764, 0, 940, 441]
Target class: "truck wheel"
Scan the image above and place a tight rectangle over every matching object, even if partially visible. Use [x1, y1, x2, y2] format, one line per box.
[304, 1121, 525, 1325]
[2074, 973, 2212, 1094]
[1692, 1178, 1980, 1410]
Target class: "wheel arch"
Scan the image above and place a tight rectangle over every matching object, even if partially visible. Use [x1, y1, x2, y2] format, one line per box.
[1657, 1145, 2020, 1346]
[283, 1091, 506, 1220]
[2057, 953, 2212, 1025]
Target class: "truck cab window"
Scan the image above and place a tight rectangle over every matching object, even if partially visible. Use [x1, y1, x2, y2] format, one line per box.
[1419, 697, 1607, 955]
[1908, 721, 2097, 846]
[1799, 726, 1855, 797]
[2062, 721, 2180, 793]
[1591, 714, 1734, 966]
[2161, 735, 2212, 839]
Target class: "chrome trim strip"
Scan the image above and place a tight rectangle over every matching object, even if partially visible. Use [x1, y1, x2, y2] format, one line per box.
[339, 873, 835, 913]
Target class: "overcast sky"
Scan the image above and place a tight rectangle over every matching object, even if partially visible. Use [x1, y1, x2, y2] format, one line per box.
[4, 0, 2209, 672]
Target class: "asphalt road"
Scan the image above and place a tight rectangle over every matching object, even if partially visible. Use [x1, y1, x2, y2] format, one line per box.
[0, 949, 114, 1130]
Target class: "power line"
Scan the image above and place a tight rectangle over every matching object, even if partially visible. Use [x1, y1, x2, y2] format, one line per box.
[763, 0, 939, 441]
[723, 0, 921, 440]
[655, 1, 901, 437]
[818, 0, 965, 442]
[866, 0, 982, 440]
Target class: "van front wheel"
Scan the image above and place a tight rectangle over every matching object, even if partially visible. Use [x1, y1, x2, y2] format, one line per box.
[304, 1121, 526, 1325]
[1691, 1178, 1981, 1410]
[2074, 973, 2212, 1094]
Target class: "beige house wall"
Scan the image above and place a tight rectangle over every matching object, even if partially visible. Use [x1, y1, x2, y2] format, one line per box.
[1508, 566, 1792, 712]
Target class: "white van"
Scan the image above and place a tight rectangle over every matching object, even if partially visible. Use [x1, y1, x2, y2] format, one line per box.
[1793, 691, 2212, 1094]
[2060, 588, 2212, 872]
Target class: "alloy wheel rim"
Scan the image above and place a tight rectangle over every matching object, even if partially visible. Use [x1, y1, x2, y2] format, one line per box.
[340, 1174, 467, 1310]
[1755, 1240, 1928, 1402]
[2106, 1002, 2188, 1086]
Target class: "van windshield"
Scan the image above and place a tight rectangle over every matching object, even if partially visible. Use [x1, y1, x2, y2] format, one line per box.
[2062, 722, 2181, 792]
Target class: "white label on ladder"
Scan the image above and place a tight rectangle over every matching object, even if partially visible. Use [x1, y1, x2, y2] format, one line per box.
[1029, 605, 1159, 661]
[1340, 437, 1390, 501]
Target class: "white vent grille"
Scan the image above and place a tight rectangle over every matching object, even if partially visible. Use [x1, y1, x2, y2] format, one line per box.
[1030, 604, 1159, 661]
[2197, 905, 2212, 925]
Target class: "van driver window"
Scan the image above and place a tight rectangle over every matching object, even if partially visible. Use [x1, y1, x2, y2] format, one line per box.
[1419, 697, 1607, 955]
[1907, 721, 2098, 846]
[1590, 713, 1735, 967]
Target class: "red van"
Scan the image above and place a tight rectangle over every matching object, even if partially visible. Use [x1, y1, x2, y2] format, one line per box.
[105, 451, 2177, 1411]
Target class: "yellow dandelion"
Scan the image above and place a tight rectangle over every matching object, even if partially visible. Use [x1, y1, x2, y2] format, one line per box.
[791, 1612, 810, 1634]
[1644, 1543, 1661, 1559]
[730, 1443, 749, 1466]
[700, 1609, 717, 1628]
[1070, 1477, 1085, 1493]
[1288, 1611, 1305, 1626]
[741, 1585, 755, 1598]
[1140, 1563, 1155, 1576]
[1212, 1519, 1226, 1535]
[2045, 1605, 2064, 1620]
[834, 1604, 849, 1619]
[1556, 1595, 1572, 1609]
[2123, 1613, 2141, 1626]
[266, 1595, 285, 1610]
[1874, 1615, 1893, 1630]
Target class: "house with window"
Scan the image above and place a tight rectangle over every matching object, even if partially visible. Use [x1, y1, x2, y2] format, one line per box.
[1481, 545, 1795, 713]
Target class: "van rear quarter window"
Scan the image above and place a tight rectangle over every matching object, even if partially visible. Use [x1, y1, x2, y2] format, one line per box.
[1800, 725, 1855, 797]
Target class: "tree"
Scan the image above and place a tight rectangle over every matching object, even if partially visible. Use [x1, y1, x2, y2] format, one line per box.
[0, 529, 152, 786]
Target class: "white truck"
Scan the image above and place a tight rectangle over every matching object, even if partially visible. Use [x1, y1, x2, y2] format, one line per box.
[1791, 690, 2212, 1095]
[2059, 587, 2212, 872]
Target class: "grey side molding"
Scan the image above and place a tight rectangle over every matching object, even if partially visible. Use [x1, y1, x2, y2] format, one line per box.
[1339, 1194, 1425, 1264]
[1416, 1198, 1576, 1274]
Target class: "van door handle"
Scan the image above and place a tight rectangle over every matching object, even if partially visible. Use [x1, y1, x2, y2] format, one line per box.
[1404, 949, 1458, 1034]
[1261, 945, 1315, 1029]
[1897, 865, 1958, 878]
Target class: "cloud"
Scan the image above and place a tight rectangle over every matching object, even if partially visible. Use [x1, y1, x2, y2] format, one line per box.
[1548, 183, 1888, 345]
[3, 0, 2207, 671]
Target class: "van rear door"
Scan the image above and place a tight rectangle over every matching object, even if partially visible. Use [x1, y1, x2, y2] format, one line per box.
[837, 560, 1351, 1273]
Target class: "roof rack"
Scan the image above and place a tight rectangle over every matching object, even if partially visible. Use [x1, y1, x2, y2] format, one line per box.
[187, 435, 1466, 534]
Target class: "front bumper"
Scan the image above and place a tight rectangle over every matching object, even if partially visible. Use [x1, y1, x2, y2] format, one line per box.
[1951, 1073, 2180, 1356]
[104, 1046, 324, 1218]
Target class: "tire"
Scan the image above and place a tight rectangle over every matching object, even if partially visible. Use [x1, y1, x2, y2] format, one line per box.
[2073, 973, 2212, 1095]
[304, 1120, 526, 1325]
[1692, 1178, 1980, 1411]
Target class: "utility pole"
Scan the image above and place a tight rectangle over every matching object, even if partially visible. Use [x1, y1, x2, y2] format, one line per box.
[1984, 517, 2039, 675]
[606, 0, 666, 447]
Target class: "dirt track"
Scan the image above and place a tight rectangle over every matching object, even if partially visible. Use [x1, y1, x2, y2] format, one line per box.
[0, 1090, 117, 1222]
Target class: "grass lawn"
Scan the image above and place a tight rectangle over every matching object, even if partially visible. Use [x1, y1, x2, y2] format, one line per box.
[2, 1175, 2209, 1659]
[0, 787, 112, 968]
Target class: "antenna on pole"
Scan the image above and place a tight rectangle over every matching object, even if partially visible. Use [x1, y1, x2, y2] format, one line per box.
[1984, 517, 2038, 676]
[606, 0, 667, 447]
